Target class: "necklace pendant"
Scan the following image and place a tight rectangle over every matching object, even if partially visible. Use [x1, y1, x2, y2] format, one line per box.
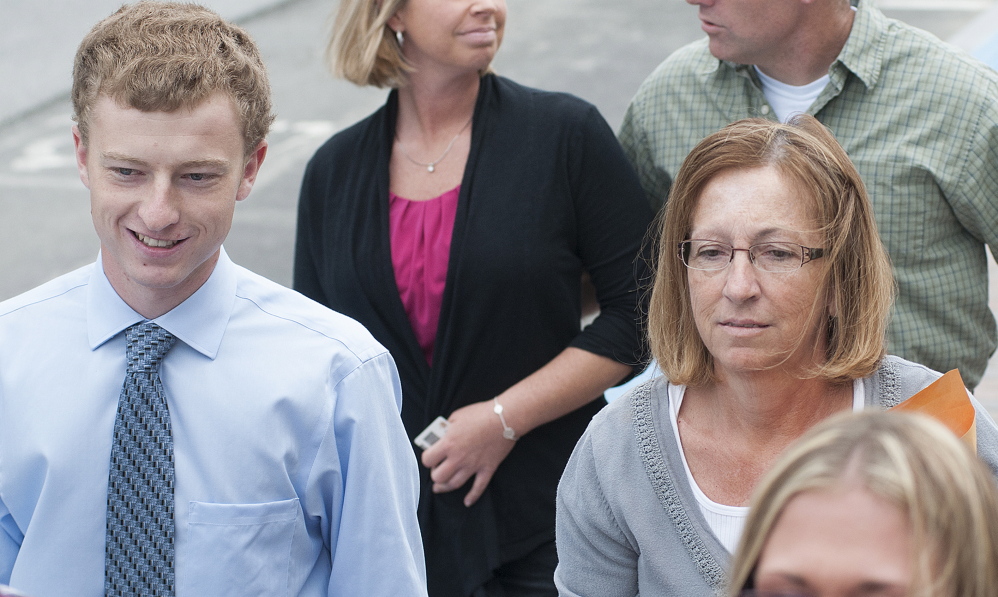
[427, 164, 435, 173]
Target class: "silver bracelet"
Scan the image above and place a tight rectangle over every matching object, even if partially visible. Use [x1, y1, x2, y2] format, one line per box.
[492, 397, 518, 441]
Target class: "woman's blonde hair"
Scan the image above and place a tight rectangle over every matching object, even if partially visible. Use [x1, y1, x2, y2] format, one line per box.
[649, 115, 894, 386]
[327, 0, 411, 88]
[72, 1, 274, 155]
[326, 0, 498, 88]
[729, 411, 998, 597]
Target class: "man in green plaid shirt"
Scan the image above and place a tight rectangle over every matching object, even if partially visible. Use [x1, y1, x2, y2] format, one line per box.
[621, 0, 998, 389]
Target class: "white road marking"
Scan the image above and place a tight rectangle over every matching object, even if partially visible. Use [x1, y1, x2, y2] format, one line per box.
[0, 174, 82, 190]
[11, 136, 76, 172]
[2, 120, 338, 191]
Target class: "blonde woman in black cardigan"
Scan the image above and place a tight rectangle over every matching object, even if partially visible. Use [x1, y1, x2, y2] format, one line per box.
[293, 0, 652, 595]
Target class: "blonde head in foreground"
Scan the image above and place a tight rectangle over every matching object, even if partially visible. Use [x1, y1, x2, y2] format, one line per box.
[729, 411, 998, 597]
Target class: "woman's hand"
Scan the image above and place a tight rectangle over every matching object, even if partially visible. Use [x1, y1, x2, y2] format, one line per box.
[421, 348, 632, 508]
[421, 400, 516, 507]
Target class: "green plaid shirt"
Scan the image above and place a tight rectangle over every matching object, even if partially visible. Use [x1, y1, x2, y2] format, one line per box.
[620, 0, 998, 388]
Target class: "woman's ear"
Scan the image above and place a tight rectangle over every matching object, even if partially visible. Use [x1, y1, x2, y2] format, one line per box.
[387, 12, 403, 35]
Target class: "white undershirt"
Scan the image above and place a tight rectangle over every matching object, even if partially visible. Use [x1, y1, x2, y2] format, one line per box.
[754, 66, 829, 123]
[753, 5, 855, 123]
[669, 379, 865, 553]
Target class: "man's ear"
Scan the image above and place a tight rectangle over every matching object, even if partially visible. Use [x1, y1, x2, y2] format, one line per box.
[72, 125, 91, 189]
[236, 140, 268, 202]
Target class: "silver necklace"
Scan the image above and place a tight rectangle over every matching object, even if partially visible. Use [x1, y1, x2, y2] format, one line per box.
[395, 117, 473, 173]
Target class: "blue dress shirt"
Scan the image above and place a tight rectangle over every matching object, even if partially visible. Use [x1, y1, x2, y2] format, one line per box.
[0, 249, 427, 596]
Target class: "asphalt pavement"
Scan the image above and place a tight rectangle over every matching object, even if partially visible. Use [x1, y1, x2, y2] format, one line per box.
[1, 0, 997, 414]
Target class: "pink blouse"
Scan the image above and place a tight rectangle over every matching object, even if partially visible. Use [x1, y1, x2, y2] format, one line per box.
[388, 186, 460, 365]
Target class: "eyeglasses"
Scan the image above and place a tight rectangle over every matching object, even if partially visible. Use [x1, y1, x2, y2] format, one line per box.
[678, 240, 825, 273]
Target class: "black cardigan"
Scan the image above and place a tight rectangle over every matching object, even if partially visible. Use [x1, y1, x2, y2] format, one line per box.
[294, 75, 652, 596]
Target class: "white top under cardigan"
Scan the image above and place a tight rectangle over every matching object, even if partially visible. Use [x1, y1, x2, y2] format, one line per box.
[668, 380, 865, 552]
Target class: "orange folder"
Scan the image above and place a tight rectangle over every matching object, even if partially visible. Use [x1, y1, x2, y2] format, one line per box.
[890, 369, 977, 453]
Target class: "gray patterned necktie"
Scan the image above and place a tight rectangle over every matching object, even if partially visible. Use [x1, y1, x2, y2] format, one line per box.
[105, 322, 178, 596]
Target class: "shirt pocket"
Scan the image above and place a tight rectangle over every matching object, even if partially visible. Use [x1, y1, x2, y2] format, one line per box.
[180, 498, 299, 597]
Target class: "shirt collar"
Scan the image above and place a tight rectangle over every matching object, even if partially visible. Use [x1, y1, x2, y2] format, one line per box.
[830, 0, 885, 90]
[87, 247, 236, 359]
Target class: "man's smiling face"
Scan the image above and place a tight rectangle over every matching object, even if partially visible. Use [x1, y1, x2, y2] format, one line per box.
[73, 92, 266, 317]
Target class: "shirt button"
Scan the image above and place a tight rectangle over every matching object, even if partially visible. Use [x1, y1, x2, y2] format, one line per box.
[761, 105, 771, 115]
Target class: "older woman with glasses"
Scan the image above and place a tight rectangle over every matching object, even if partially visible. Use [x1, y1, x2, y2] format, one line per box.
[729, 410, 998, 597]
[553, 115, 998, 596]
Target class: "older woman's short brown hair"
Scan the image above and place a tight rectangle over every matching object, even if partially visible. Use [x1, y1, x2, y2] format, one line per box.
[72, 1, 274, 155]
[649, 115, 894, 386]
[728, 411, 998, 597]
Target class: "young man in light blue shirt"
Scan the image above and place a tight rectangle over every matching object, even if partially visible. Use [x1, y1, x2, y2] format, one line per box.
[0, 2, 427, 595]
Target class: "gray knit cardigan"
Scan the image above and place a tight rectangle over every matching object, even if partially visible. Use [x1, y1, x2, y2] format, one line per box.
[554, 356, 998, 596]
